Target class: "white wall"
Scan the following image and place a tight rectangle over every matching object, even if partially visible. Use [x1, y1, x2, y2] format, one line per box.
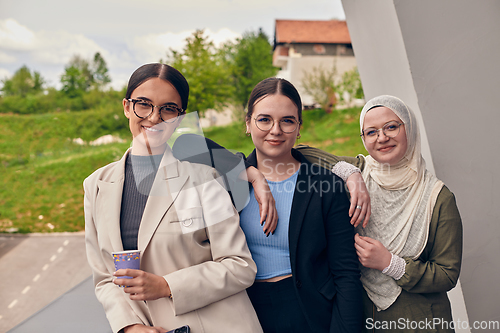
[277, 55, 357, 106]
[342, 0, 500, 331]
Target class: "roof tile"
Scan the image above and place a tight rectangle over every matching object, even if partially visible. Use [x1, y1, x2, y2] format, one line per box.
[275, 19, 351, 44]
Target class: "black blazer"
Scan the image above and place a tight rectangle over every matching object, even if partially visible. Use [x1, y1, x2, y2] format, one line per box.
[245, 148, 363, 333]
[173, 135, 363, 332]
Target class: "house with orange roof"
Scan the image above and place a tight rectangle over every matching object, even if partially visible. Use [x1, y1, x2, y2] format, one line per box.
[273, 19, 358, 107]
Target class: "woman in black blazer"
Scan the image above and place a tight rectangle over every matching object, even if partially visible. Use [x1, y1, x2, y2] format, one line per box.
[244, 147, 363, 333]
[174, 77, 363, 332]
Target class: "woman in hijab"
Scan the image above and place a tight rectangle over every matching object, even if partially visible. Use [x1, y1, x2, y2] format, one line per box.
[297, 95, 463, 332]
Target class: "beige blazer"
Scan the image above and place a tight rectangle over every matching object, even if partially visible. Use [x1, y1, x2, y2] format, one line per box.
[84, 148, 262, 333]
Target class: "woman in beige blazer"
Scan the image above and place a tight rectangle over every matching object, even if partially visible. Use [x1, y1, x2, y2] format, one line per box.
[84, 63, 263, 333]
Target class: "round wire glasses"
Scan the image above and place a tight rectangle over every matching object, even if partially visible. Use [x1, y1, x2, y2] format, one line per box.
[361, 121, 403, 143]
[253, 115, 300, 133]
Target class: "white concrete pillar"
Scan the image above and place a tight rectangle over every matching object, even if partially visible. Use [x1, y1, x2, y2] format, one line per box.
[342, 0, 500, 331]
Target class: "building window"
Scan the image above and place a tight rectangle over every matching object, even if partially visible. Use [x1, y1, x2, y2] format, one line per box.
[313, 44, 326, 54]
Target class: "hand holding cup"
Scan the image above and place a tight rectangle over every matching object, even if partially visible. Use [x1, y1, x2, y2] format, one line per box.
[112, 250, 141, 282]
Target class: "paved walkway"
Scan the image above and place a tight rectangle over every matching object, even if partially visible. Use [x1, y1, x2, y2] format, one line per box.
[0, 233, 92, 333]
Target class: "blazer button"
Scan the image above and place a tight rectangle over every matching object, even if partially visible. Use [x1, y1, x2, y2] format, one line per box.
[182, 218, 193, 227]
[296, 280, 302, 288]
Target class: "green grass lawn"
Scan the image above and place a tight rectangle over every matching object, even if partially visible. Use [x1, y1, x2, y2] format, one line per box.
[0, 106, 366, 233]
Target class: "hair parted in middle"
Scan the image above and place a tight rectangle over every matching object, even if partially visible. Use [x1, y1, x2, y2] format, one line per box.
[125, 63, 189, 111]
[245, 77, 303, 125]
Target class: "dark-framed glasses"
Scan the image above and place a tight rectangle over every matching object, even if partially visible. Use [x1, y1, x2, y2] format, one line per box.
[128, 99, 184, 123]
[253, 115, 300, 133]
[361, 121, 403, 143]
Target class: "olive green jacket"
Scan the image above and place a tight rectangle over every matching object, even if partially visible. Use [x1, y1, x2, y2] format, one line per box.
[296, 145, 463, 333]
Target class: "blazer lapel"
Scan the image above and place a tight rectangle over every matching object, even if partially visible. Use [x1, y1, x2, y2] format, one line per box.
[138, 151, 188, 253]
[96, 151, 128, 252]
[288, 159, 315, 273]
[246, 150, 258, 168]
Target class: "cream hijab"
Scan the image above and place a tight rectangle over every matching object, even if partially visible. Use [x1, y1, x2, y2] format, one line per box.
[357, 95, 444, 311]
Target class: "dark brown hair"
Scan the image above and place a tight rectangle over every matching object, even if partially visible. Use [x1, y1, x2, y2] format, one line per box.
[125, 63, 189, 111]
[245, 77, 302, 124]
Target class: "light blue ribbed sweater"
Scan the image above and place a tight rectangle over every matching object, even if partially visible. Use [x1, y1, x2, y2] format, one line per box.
[240, 170, 299, 280]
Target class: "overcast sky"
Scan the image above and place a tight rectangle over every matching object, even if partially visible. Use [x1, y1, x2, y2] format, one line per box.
[0, 0, 345, 90]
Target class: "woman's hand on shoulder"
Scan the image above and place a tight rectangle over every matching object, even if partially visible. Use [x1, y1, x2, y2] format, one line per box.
[345, 172, 371, 228]
[114, 269, 171, 301]
[354, 234, 391, 271]
[246, 166, 278, 236]
[123, 324, 167, 333]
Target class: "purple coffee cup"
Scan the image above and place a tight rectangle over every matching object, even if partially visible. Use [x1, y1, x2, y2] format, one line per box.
[112, 250, 141, 280]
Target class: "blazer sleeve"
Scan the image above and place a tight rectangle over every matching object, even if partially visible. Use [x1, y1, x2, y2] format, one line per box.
[163, 167, 257, 316]
[324, 176, 364, 332]
[172, 134, 250, 211]
[396, 186, 463, 293]
[172, 133, 250, 172]
[83, 175, 151, 333]
[295, 144, 366, 171]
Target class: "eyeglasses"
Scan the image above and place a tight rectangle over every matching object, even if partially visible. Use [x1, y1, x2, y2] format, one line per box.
[361, 121, 403, 143]
[253, 115, 300, 133]
[128, 99, 184, 123]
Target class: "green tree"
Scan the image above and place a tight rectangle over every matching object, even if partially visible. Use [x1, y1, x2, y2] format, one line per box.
[302, 64, 364, 112]
[302, 64, 339, 113]
[32, 71, 44, 92]
[337, 67, 364, 107]
[1, 65, 45, 96]
[229, 29, 278, 110]
[69, 55, 94, 90]
[92, 52, 111, 91]
[60, 65, 88, 97]
[60, 53, 111, 96]
[166, 29, 234, 117]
